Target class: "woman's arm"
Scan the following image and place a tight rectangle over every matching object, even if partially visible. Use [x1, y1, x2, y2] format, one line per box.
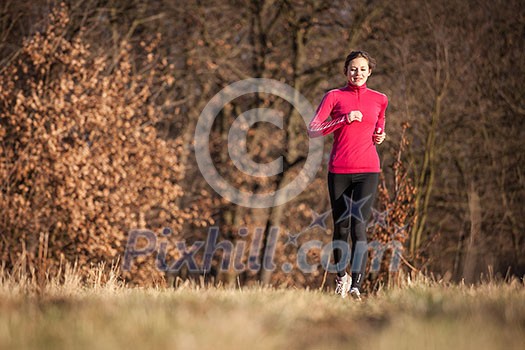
[308, 115, 347, 138]
[307, 92, 347, 138]
[373, 94, 388, 144]
[374, 94, 388, 133]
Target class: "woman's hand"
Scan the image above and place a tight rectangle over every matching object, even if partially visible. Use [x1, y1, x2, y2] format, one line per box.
[373, 131, 386, 145]
[346, 110, 363, 124]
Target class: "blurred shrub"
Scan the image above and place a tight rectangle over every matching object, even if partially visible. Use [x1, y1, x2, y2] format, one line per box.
[0, 3, 203, 285]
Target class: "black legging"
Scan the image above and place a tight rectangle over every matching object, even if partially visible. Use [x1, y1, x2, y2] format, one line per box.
[328, 172, 379, 289]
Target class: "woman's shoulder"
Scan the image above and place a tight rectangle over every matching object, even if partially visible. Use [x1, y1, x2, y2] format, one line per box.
[323, 86, 348, 97]
[366, 87, 388, 100]
[365, 88, 388, 105]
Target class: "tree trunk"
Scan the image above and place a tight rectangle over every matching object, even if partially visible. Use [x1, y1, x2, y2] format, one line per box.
[462, 182, 481, 284]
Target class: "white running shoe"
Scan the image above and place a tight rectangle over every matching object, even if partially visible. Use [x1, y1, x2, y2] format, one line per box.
[349, 287, 362, 301]
[335, 273, 351, 298]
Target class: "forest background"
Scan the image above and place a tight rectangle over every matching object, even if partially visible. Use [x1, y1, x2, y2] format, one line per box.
[0, 0, 523, 290]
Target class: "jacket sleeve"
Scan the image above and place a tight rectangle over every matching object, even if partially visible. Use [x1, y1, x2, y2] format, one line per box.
[307, 91, 347, 138]
[375, 94, 388, 133]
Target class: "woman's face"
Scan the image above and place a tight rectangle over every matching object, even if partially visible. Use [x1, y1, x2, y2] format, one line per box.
[346, 57, 372, 87]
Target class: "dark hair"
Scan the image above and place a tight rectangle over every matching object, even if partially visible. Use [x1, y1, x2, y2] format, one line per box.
[344, 50, 376, 74]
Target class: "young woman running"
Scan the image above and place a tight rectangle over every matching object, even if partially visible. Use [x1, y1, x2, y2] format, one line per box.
[308, 50, 387, 299]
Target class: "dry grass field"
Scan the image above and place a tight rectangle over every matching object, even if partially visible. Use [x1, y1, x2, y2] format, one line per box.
[0, 264, 523, 350]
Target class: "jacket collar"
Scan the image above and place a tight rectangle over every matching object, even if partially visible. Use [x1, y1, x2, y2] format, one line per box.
[344, 83, 367, 92]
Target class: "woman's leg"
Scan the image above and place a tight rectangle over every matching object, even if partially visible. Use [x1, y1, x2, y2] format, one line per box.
[349, 173, 379, 290]
[327, 172, 353, 277]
